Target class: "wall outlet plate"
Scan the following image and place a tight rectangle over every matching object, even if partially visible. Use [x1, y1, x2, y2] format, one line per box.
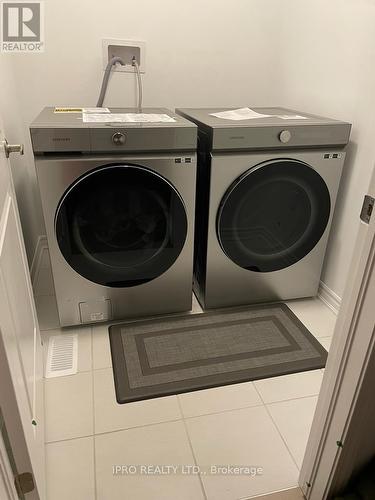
[102, 39, 145, 73]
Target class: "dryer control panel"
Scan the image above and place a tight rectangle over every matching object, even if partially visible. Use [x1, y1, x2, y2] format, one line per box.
[176, 107, 351, 152]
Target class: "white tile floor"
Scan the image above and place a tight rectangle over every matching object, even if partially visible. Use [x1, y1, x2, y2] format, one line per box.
[35, 249, 337, 500]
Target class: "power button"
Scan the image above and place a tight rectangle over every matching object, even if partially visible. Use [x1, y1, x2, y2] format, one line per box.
[112, 132, 126, 146]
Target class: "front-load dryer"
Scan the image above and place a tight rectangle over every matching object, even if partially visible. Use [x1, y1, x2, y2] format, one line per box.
[30, 107, 197, 326]
[176, 107, 351, 309]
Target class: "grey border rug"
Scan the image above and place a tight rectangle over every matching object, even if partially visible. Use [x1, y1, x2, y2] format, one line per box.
[109, 303, 327, 404]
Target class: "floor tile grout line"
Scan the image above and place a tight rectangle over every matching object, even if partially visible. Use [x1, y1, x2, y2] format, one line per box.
[45, 416, 185, 445]
[180, 380, 322, 420]
[45, 367, 95, 375]
[177, 397, 208, 500]
[252, 383, 301, 473]
[45, 433, 94, 445]
[90, 326, 98, 500]
[254, 392, 322, 407]
[44, 372, 320, 421]
[91, 366, 114, 375]
[94, 416, 184, 437]
[181, 399, 265, 421]
[43, 389, 320, 446]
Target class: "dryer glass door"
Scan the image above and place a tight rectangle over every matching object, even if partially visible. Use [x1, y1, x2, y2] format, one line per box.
[55, 164, 188, 287]
[217, 159, 331, 272]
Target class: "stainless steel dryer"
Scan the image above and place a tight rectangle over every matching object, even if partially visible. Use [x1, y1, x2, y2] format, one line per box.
[30, 107, 197, 326]
[176, 107, 351, 309]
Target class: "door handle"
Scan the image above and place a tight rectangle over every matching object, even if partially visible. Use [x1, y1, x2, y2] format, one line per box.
[2, 139, 24, 158]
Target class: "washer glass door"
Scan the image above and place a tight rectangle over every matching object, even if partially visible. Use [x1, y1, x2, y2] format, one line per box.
[55, 164, 188, 287]
[217, 159, 331, 272]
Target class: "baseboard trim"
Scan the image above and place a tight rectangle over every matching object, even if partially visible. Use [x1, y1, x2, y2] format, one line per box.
[318, 281, 342, 315]
[30, 235, 48, 285]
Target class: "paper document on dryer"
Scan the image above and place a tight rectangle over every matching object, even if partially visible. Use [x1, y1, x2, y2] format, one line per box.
[277, 114, 308, 120]
[210, 107, 309, 121]
[210, 107, 272, 120]
[82, 113, 176, 123]
[82, 107, 110, 114]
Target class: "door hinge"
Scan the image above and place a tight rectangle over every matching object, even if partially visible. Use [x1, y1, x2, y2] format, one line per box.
[14, 472, 35, 496]
[360, 195, 374, 224]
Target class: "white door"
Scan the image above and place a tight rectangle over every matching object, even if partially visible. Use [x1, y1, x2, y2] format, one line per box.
[0, 117, 45, 499]
[300, 167, 375, 498]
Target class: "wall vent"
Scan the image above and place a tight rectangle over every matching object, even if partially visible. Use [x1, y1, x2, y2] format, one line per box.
[45, 334, 78, 378]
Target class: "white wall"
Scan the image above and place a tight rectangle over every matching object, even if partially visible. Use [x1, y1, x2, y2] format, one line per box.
[277, 0, 375, 298]
[4, 0, 284, 264]
[3, 0, 375, 300]
[10, 0, 285, 114]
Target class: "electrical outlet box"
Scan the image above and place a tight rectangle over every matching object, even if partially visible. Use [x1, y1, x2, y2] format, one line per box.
[102, 39, 145, 73]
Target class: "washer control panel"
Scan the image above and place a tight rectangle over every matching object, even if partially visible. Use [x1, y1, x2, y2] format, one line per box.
[112, 132, 126, 146]
[279, 130, 292, 144]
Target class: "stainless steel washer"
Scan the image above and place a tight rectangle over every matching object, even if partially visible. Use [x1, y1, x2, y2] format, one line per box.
[176, 107, 351, 309]
[30, 107, 197, 326]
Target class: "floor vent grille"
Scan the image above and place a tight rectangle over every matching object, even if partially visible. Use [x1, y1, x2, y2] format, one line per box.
[45, 334, 78, 378]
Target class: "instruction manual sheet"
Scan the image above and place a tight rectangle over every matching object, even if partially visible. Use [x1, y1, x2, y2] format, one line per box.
[210, 107, 272, 120]
[82, 113, 176, 123]
[210, 107, 308, 121]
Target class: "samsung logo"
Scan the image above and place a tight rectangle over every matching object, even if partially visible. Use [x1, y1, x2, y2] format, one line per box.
[230, 136, 245, 140]
[52, 137, 70, 142]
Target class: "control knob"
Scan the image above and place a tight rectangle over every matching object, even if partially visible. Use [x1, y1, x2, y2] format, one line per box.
[279, 130, 292, 144]
[112, 132, 126, 146]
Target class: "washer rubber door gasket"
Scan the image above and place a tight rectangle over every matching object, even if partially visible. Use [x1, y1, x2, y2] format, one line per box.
[216, 158, 331, 273]
[55, 164, 188, 287]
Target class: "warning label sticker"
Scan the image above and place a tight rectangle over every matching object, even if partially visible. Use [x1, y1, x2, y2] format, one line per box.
[54, 107, 83, 113]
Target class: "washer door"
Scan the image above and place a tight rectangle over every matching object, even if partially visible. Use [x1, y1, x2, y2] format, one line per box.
[217, 159, 331, 272]
[55, 164, 188, 287]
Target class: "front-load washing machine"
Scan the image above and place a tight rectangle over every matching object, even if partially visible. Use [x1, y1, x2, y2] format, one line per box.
[30, 107, 197, 326]
[176, 107, 351, 309]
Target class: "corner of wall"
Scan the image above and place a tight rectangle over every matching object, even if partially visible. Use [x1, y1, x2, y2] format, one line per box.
[318, 281, 342, 315]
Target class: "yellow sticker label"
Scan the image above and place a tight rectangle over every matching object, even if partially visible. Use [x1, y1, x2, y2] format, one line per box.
[54, 107, 83, 113]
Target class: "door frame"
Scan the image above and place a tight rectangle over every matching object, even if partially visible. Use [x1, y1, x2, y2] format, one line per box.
[300, 166, 375, 499]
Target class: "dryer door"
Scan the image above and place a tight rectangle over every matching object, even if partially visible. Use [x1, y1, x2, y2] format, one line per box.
[217, 158, 331, 272]
[55, 164, 188, 287]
